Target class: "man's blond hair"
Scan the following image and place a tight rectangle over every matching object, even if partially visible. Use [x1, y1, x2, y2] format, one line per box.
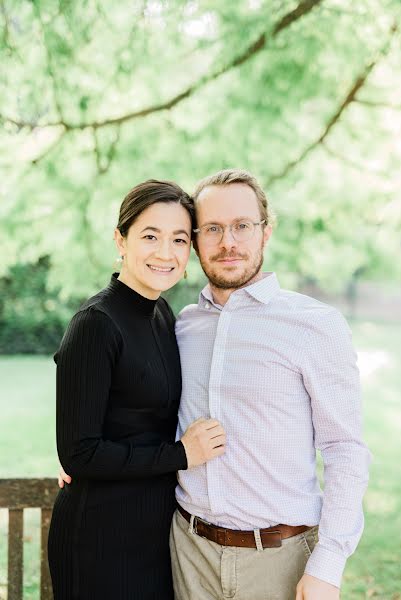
[193, 168, 276, 227]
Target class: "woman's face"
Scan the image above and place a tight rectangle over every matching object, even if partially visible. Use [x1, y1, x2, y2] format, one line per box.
[114, 202, 192, 299]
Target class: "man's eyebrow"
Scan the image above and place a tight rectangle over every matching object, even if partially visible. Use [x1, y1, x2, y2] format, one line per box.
[140, 226, 189, 237]
[199, 216, 254, 226]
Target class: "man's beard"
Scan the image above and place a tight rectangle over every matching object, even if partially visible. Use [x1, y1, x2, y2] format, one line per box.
[199, 244, 264, 290]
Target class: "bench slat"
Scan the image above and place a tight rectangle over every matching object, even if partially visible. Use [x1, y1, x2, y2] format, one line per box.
[8, 508, 23, 600]
[1, 479, 59, 599]
[0, 478, 58, 509]
[41, 507, 53, 600]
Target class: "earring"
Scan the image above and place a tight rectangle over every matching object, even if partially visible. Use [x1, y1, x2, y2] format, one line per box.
[114, 255, 124, 270]
[184, 270, 188, 279]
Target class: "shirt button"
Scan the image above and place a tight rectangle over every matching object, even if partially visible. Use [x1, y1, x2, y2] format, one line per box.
[205, 303, 210, 309]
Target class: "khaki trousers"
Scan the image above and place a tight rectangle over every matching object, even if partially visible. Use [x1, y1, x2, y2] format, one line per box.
[170, 509, 318, 600]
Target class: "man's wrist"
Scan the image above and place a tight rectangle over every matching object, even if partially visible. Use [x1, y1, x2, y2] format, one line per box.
[304, 543, 345, 588]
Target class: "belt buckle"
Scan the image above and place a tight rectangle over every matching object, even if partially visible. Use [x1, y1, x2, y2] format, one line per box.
[262, 529, 282, 548]
[193, 515, 211, 536]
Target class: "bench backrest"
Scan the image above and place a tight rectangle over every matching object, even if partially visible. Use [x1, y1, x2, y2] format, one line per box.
[0, 478, 58, 600]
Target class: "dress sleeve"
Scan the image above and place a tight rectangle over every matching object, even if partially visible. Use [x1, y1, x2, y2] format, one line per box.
[55, 307, 188, 480]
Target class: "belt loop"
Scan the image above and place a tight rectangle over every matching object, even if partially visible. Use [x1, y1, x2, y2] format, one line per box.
[188, 514, 196, 535]
[253, 528, 264, 552]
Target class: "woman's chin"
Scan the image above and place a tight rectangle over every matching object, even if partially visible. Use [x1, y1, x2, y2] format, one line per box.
[146, 274, 183, 294]
[158, 278, 182, 292]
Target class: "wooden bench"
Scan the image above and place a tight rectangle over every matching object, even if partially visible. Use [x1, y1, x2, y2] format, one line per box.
[0, 478, 58, 600]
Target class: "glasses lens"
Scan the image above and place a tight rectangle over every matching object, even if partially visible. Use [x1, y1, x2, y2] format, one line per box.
[198, 221, 258, 245]
[202, 224, 223, 244]
[232, 221, 254, 241]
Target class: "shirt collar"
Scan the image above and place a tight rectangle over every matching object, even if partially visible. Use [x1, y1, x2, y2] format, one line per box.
[198, 272, 280, 310]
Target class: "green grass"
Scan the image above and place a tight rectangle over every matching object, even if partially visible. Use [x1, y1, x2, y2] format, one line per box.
[0, 355, 58, 477]
[0, 321, 400, 599]
[0, 356, 58, 600]
[341, 321, 401, 600]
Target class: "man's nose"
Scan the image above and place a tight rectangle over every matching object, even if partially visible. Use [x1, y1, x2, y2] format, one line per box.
[219, 226, 237, 248]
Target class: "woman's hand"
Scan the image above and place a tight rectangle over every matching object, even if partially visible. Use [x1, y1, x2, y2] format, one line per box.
[181, 418, 226, 468]
[58, 465, 72, 489]
[57, 419, 225, 481]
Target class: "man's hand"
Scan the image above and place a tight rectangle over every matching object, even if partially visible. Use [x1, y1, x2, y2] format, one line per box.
[296, 574, 340, 599]
[58, 465, 72, 489]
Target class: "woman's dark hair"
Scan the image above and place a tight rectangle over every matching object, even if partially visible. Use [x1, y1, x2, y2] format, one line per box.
[117, 179, 195, 237]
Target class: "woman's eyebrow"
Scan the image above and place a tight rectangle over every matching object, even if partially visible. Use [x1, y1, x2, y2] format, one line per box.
[140, 226, 189, 237]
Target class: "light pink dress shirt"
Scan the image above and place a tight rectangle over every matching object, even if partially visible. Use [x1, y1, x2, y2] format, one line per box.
[175, 272, 371, 587]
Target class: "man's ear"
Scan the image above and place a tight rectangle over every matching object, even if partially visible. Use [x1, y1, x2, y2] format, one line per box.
[263, 225, 272, 248]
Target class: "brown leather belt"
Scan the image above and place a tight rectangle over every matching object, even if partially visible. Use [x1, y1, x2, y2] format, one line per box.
[177, 505, 311, 549]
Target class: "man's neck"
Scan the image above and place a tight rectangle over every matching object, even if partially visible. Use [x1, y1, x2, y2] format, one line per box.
[209, 270, 264, 306]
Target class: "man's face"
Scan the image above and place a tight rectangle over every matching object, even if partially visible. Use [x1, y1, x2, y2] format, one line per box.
[194, 183, 271, 290]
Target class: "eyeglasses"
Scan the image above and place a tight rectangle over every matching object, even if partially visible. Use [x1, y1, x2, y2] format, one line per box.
[193, 220, 266, 245]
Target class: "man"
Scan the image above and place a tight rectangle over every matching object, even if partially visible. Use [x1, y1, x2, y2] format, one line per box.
[169, 169, 370, 600]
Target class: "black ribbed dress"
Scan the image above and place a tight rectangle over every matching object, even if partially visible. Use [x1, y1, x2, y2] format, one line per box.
[48, 273, 187, 600]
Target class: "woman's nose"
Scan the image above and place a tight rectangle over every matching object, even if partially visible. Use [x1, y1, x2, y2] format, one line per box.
[155, 239, 173, 259]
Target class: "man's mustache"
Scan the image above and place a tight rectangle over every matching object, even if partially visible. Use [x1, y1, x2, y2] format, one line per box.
[210, 251, 248, 261]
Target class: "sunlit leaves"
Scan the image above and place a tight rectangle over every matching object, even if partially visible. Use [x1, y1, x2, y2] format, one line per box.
[0, 0, 400, 299]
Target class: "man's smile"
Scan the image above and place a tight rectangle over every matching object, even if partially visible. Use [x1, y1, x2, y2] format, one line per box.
[216, 258, 243, 265]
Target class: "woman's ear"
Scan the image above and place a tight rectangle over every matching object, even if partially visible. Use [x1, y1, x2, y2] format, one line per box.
[114, 228, 126, 256]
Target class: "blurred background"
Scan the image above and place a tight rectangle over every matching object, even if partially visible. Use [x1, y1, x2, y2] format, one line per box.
[0, 1, 400, 598]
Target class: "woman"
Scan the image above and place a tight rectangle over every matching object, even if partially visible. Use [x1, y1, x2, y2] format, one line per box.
[48, 180, 226, 600]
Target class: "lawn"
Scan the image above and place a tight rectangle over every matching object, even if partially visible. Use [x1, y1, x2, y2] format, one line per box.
[0, 320, 400, 599]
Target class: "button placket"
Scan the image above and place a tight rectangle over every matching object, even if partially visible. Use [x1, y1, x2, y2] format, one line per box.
[206, 309, 231, 514]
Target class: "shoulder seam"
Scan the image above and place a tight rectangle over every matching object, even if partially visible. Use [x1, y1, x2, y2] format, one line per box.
[76, 305, 124, 347]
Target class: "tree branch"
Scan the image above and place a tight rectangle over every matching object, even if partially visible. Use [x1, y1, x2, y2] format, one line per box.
[1, 0, 12, 51]
[272, 0, 323, 37]
[106, 125, 121, 167]
[92, 125, 121, 175]
[322, 140, 388, 177]
[355, 98, 401, 110]
[93, 128, 103, 174]
[266, 22, 398, 186]
[1, 0, 324, 131]
[79, 191, 103, 271]
[31, 128, 66, 165]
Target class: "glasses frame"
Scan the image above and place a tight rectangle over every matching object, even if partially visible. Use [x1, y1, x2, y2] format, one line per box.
[193, 219, 266, 245]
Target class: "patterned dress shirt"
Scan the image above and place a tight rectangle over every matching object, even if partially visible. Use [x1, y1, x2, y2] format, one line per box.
[175, 272, 371, 587]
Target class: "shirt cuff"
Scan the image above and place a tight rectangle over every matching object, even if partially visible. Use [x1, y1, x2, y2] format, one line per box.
[304, 543, 346, 588]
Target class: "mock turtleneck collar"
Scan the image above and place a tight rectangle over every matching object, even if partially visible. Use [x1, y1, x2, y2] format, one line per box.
[107, 273, 158, 317]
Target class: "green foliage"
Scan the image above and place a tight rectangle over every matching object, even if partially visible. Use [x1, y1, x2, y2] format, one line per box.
[1, 0, 400, 311]
[0, 256, 81, 353]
